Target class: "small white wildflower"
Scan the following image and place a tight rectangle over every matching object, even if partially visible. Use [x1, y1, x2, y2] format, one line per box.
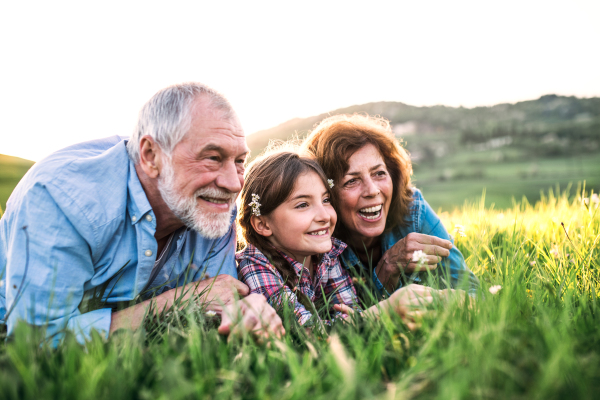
[248, 193, 261, 216]
[489, 285, 502, 295]
[328, 179, 334, 189]
[550, 244, 559, 258]
[205, 310, 217, 317]
[454, 224, 466, 238]
[592, 193, 599, 205]
[411, 250, 427, 267]
[530, 261, 536, 266]
[583, 197, 590, 205]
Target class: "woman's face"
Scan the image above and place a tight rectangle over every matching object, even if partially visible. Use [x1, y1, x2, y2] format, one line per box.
[337, 143, 394, 244]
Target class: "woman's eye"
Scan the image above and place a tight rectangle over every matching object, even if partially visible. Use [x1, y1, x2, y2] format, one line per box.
[376, 170, 387, 177]
[344, 178, 357, 186]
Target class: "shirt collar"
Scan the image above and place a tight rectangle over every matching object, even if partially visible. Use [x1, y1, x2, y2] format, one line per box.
[126, 158, 153, 225]
[340, 231, 395, 270]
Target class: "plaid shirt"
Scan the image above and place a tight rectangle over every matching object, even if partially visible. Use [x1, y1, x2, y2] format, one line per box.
[236, 238, 360, 325]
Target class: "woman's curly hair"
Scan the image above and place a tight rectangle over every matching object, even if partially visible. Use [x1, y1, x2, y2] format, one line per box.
[300, 113, 413, 241]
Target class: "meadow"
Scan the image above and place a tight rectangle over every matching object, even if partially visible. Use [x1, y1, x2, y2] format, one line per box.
[1, 188, 599, 399]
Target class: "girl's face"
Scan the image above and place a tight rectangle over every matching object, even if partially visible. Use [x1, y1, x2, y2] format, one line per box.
[263, 171, 337, 263]
[337, 143, 393, 245]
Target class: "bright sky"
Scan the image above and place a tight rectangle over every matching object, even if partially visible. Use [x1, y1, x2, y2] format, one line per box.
[1, 0, 599, 161]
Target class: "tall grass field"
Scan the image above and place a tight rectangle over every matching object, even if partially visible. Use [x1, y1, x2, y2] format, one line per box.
[1, 188, 599, 399]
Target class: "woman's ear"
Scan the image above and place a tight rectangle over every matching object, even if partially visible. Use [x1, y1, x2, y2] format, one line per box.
[250, 215, 272, 237]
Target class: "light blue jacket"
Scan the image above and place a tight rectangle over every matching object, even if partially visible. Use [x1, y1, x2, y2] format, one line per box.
[0, 136, 237, 344]
[339, 188, 479, 296]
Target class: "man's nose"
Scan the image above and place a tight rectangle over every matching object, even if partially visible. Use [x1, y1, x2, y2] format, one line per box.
[215, 161, 243, 193]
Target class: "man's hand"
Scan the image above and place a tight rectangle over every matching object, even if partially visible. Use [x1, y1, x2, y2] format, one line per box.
[194, 274, 250, 312]
[217, 293, 285, 341]
[375, 233, 453, 293]
[110, 274, 249, 335]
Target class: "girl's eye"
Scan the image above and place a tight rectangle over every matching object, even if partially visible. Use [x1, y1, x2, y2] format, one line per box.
[323, 197, 331, 204]
[295, 202, 308, 209]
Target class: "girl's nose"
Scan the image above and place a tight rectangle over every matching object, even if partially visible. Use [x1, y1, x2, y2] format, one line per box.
[314, 203, 331, 223]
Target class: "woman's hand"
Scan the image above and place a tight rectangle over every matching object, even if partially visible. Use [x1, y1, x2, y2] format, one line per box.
[375, 232, 453, 293]
[338, 285, 448, 330]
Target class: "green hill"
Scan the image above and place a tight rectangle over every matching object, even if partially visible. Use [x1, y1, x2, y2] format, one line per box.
[247, 95, 600, 210]
[0, 154, 35, 213]
[2, 95, 599, 213]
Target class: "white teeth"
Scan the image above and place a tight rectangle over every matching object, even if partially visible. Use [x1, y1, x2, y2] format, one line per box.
[359, 211, 381, 220]
[202, 197, 229, 204]
[359, 205, 382, 213]
[308, 230, 327, 236]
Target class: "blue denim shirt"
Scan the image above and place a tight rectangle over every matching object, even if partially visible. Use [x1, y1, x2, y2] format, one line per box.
[339, 188, 479, 296]
[0, 136, 237, 344]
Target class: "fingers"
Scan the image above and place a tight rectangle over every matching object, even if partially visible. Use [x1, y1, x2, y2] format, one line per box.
[214, 274, 250, 296]
[421, 244, 451, 258]
[412, 233, 452, 249]
[219, 294, 285, 340]
[333, 304, 355, 315]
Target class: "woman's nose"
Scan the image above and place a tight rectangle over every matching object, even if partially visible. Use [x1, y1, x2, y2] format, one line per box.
[362, 177, 380, 197]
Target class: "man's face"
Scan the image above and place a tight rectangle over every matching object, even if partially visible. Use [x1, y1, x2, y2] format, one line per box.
[158, 98, 249, 239]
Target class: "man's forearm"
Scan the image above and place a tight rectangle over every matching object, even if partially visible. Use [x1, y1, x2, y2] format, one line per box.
[109, 292, 171, 334]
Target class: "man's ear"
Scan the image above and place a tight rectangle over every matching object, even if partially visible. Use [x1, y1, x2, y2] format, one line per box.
[138, 135, 163, 179]
[250, 215, 272, 237]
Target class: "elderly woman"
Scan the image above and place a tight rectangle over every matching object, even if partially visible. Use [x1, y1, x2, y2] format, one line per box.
[301, 114, 479, 298]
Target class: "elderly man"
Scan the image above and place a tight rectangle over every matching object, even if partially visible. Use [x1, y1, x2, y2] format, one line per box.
[0, 83, 284, 344]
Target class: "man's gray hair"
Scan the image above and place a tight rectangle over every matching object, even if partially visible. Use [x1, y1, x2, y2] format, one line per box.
[127, 82, 235, 163]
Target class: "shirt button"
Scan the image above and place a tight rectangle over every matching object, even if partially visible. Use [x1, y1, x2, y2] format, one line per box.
[146, 215, 153, 222]
[132, 216, 137, 222]
[145, 250, 153, 257]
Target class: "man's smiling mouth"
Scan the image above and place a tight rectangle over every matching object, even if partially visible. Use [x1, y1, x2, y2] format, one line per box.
[199, 196, 230, 204]
[358, 204, 382, 220]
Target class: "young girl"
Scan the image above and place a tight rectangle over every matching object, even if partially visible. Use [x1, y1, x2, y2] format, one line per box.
[237, 150, 446, 327]
[236, 151, 360, 325]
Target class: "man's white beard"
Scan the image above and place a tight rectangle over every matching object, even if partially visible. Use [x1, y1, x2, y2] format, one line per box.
[158, 159, 237, 239]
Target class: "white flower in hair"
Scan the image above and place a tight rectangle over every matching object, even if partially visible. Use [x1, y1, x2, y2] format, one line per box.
[328, 179, 334, 189]
[249, 193, 262, 216]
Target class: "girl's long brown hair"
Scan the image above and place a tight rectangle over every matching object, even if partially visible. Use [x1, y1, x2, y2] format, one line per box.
[238, 150, 332, 286]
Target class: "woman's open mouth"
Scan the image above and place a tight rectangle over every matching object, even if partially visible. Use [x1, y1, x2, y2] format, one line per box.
[358, 204, 382, 220]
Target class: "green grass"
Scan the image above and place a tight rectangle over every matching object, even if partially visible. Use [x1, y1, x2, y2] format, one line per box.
[1, 190, 599, 399]
[0, 154, 34, 212]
